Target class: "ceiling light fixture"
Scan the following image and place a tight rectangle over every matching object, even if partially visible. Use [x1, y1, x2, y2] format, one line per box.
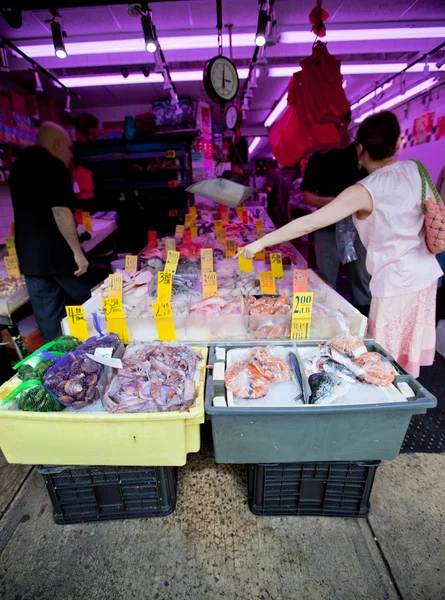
[142, 66, 150, 78]
[51, 20, 67, 59]
[33, 67, 43, 92]
[351, 82, 393, 111]
[141, 10, 157, 53]
[268, 62, 445, 78]
[249, 68, 258, 90]
[153, 48, 164, 73]
[255, 47, 268, 68]
[249, 136, 262, 155]
[120, 67, 130, 79]
[163, 70, 173, 90]
[245, 88, 253, 99]
[354, 77, 438, 123]
[18, 27, 445, 58]
[255, 8, 268, 47]
[264, 92, 288, 127]
[242, 97, 250, 111]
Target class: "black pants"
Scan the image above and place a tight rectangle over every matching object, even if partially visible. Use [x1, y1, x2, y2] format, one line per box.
[25, 273, 93, 342]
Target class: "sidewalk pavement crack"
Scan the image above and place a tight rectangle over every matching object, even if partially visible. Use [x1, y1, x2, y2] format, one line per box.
[366, 517, 404, 600]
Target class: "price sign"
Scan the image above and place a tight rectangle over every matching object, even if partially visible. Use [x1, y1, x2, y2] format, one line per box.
[165, 237, 176, 253]
[292, 292, 314, 319]
[168, 180, 178, 188]
[166, 150, 176, 158]
[183, 230, 192, 245]
[124, 255, 138, 272]
[236, 202, 244, 220]
[108, 274, 123, 298]
[238, 252, 253, 273]
[175, 224, 184, 237]
[65, 306, 89, 341]
[217, 228, 226, 244]
[255, 219, 264, 230]
[158, 271, 172, 301]
[82, 212, 93, 232]
[222, 212, 229, 225]
[5, 237, 16, 256]
[242, 209, 249, 224]
[259, 271, 277, 295]
[190, 224, 198, 239]
[152, 301, 176, 341]
[165, 250, 180, 273]
[185, 214, 192, 228]
[148, 230, 157, 249]
[219, 204, 228, 216]
[4, 256, 20, 277]
[102, 297, 130, 343]
[293, 269, 309, 293]
[189, 205, 197, 220]
[270, 253, 284, 279]
[225, 239, 236, 258]
[202, 271, 218, 298]
[214, 219, 222, 232]
[255, 228, 266, 260]
[201, 248, 213, 273]
[290, 320, 311, 340]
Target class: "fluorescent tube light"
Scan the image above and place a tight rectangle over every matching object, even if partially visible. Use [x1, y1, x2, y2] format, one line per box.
[264, 93, 288, 128]
[351, 82, 393, 111]
[268, 63, 445, 78]
[281, 26, 445, 44]
[249, 137, 262, 155]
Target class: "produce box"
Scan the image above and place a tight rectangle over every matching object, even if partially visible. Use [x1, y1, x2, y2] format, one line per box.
[205, 341, 436, 463]
[0, 347, 208, 466]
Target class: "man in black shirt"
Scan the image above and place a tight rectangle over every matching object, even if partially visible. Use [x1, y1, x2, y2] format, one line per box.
[9, 122, 90, 342]
[301, 143, 371, 313]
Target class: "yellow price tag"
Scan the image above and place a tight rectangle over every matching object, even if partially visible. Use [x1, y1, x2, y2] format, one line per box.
[152, 301, 176, 341]
[217, 228, 226, 244]
[65, 306, 89, 341]
[214, 219, 222, 231]
[158, 271, 173, 301]
[189, 205, 197, 219]
[238, 252, 253, 273]
[108, 274, 123, 298]
[82, 211, 93, 232]
[5, 237, 16, 256]
[175, 224, 184, 237]
[293, 269, 309, 293]
[257, 227, 266, 240]
[202, 271, 218, 298]
[270, 253, 284, 279]
[290, 320, 311, 340]
[222, 212, 229, 225]
[255, 219, 264, 230]
[185, 214, 192, 228]
[165, 238, 176, 253]
[124, 255, 138, 272]
[165, 250, 180, 273]
[292, 292, 314, 319]
[190, 224, 198, 239]
[102, 297, 130, 343]
[201, 248, 213, 273]
[225, 239, 236, 258]
[166, 150, 176, 158]
[259, 271, 277, 295]
[4, 255, 20, 277]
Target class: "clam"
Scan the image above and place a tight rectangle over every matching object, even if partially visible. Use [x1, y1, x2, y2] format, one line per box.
[65, 379, 84, 396]
[81, 358, 100, 373]
[59, 395, 75, 406]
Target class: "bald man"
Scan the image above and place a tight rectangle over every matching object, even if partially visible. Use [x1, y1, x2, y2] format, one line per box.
[9, 121, 90, 342]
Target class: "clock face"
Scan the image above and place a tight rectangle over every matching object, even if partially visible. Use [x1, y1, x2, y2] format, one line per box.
[226, 105, 241, 130]
[206, 57, 239, 103]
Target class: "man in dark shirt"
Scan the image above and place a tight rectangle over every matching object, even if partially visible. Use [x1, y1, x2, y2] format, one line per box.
[9, 122, 90, 342]
[264, 159, 292, 228]
[301, 143, 371, 313]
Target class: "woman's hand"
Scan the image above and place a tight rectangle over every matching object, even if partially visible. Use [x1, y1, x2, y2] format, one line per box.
[235, 239, 265, 259]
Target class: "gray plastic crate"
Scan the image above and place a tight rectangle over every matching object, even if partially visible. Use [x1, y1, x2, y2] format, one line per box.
[205, 341, 437, 464]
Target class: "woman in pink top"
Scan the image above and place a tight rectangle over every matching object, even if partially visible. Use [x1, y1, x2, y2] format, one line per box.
[240, 112, 442, 377]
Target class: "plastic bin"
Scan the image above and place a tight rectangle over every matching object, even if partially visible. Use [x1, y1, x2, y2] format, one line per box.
[248, 460, 379, 518]
[205, 341, 437, 463]
[39, 465, 177, 524]
[0, 347, 208, 466]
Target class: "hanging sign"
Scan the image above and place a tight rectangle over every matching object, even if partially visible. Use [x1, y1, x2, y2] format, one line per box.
[124, 255, 138, 273]
[225, 239, 237, 258]
[165, 250, 180, 273]
[201, 248, 213, 273]
[158, 271, 173, 302]
[152, 301, 176, 341]
[108, 274, 123, 298]
[270, 253, 284, 279]
[293, 269, 309, 293]
[65, 306, 89, 341]
[148, 230, 157, 249]
[238, 252, 253, 273]
[259, 271, 277, 295]
[165, 237, 176, 252]
[102, 297, 130, 343]
[202, 271, 218, 298]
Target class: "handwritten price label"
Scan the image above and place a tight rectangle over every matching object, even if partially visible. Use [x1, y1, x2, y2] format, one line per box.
[108, 274, 123, 298]
[82, 212, 93, 232]
[185, 214, 192, 228]
[190, 224, 198, 239]
[222, 212, 229, 225]
[183, 230, 192, 245]
[165, 237, 176, 253]
[202, 271, 218, 298]
[237, 206, 244, 220]
[292, 292, 314, 319]
[124, 255, 138, 273]
[4, 255, 20, 277]
[201, 248, 213, 273]
[242, 209, 249, 225]
[255, 219, 264, 230]
[175, 224, 184, 237]
[238, 252, 253, 273]
[214, 219, 223, 232]
[5, 237, 16, 256]
[293, 269, 309, 293]
[219, 204, 228, 216]
[189, 205, 197, 220]
[255, 228, 266, 260]
[165, 250, 180, 273]
[290, 320, 311, 340]
[225, 239, 236, 258]
[152, 301, 176, 341]
[259, 271, 277, 295]
[148, 230, 157, 249]
[102, 297, 130, 343]
[158, 271, 172, 301]
[65, 305, 89, 340]
[270, 253, 284, 279]
[217, 228, 226, 244]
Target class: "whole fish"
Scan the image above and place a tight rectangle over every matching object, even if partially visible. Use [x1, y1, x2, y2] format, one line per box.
[288, 352, 304, 401]
[309, 373, 337, 405]
[321, 358, 357, 384]
[322, 345, 364, 378]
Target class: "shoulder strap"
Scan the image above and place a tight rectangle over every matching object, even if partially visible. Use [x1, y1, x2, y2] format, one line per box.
[412, 160, 443, 213]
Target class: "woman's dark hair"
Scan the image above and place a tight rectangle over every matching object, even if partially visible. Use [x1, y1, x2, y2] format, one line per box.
[356, 111, 401, 161]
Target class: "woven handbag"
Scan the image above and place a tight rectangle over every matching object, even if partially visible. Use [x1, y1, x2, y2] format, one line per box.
[413, 160, 445, 254]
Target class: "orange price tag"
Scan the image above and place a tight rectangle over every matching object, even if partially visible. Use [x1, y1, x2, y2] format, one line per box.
[259, 271, 277, 295]
[82, 212, 93, 232]
[152, 301, 176, 341]
[189, 205, 197, 219]
[4, 255, 20, 277]
[242, 209, 249, 224]
[202, 271, 218, 298]
[255, 219, 264, 230]
[102, 297, 130, 343]
[183, 230, 192, 244]
[293, 269, 309, 293]
[201, 248, 213, 273]
[166, 150, 176, 158]
[185, 214, 192, 228]
[214, 219, 222, 231]
[108, 274, 123, 298]
[148, 230, 157, 249]
[124, 255, 138, 273]
[217, 228, 226, 244]
[65, 306, 89, 341]
[222, 212, 229, 225]
[165, 237, 176, 253]
[190, 224, 198, 238]
[225, 239, 236, 258]
[175, 224, 184, 238]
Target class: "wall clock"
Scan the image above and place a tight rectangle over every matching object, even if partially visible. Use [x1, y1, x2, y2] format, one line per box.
[204, 56, 239, 104]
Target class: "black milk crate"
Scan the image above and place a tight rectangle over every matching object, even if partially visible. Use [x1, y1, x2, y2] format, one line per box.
[248, 461, 380, 518]
[38, 465, 177, 524]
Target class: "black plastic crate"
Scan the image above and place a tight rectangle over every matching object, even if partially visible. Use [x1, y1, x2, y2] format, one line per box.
[248, 461, 380, 518]
[38, 465, 177, 524]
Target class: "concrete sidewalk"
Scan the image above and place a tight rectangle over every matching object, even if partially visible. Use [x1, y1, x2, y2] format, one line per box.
[0, 445, 443, 600]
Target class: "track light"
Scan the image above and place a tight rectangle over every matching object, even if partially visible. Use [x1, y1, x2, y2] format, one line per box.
[0, 44, 9, 71]
[142, 66, 150, 78]
[245, 88, 253, 100]
[33, 67, 43, 92]
[141, 12, 157, 53]
[174, 103, 183, 116]
[255, 9, 268, 47]
[242, 97, 250, 111]
[163, 70, 173, 90]
[64, 94, 71, 113]
[120, 67, 130, 78]
[249, 68, 258, 90]
[154, 48, 164, 73]
[170, 90, 179, 105]
[51, 20, 67, 59]
[255, 47, 268, 68]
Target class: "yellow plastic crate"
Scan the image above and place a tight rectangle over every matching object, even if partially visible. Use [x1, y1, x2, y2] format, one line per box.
[0, 347, 208, 467]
